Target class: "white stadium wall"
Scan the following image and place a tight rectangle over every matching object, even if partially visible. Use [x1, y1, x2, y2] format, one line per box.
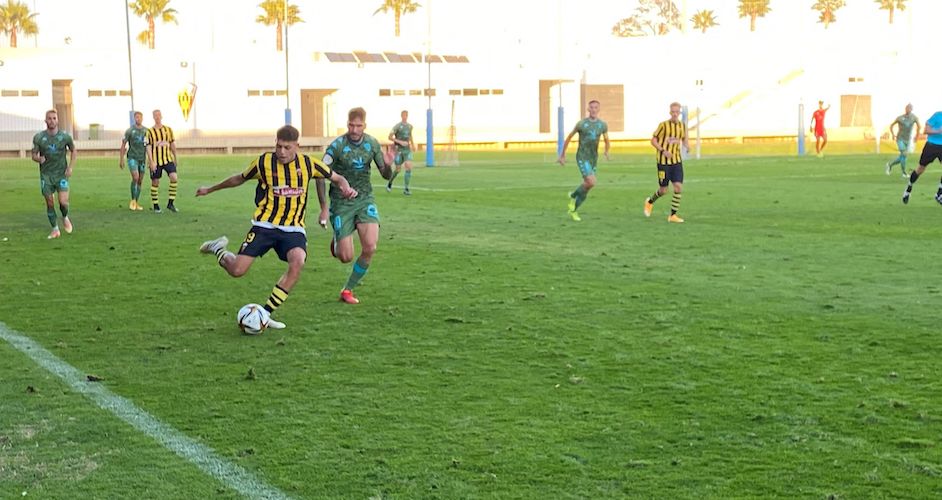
[2, 25, 939, 150]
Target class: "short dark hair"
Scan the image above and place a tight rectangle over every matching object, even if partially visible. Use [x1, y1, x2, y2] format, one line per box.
[277, 125, 300, 142]
[588, 100, 600, 106]
[349, 107, 366, 122]
[133, 111, 143, 118]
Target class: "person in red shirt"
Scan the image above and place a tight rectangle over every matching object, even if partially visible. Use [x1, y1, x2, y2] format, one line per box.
[810, 101, 831, 158]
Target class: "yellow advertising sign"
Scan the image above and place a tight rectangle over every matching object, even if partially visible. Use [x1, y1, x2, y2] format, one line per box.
[178, 83, 197, 121]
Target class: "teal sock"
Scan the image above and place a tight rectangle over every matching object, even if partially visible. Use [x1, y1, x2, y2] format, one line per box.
[59, 204, 69, 218]
[889, 158, 900, 167]
[343, 257, 370, 291]
[46, 208, 57, 227]
[900, 155, 907, 170]
[131, 182, 140, 200]
[404, 170, 412, 189]
[572, 186, 588, 209]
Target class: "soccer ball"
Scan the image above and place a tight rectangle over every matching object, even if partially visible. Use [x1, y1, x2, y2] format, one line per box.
[237, 303, 270, 335]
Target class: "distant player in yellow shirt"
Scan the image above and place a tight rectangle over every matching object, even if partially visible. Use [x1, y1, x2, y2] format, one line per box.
[644, 102, 689, 223]
[145, 109, 179, 213]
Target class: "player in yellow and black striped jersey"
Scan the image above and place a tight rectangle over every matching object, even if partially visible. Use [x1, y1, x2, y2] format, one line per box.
[195, 125, 358, 329]
[145, 109, 179, 213]
[644, 102, 690, 223]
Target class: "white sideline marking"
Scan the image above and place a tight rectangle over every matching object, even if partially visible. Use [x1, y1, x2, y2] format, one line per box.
[0, 322, 292, 500]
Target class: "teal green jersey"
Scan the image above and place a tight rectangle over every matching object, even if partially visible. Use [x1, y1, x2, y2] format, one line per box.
[391, 122, 413, 152]
[32, 130, 75, 176]
[574, 118, 608, 163]
[894, 113, 919, 141]
[123, 126, 148, 161]
[322, 133, 388, 202]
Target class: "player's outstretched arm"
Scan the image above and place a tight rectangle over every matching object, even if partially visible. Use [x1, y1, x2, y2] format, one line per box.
[376, 148, 394, 180]
[558, 131, 576, 165]
[195, 173, 246, 197]
[329, 172, 358, 199]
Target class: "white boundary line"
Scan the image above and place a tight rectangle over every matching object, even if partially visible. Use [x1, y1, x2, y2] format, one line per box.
[0, 322, 292, 500]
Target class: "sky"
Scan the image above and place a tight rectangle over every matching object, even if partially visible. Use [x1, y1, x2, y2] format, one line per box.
[11, 0, 935, 54]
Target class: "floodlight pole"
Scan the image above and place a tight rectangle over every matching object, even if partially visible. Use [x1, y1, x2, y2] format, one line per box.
[425, 0, 434, 167]
[124, 0, 135, 126]
[555, 0, 565, 158]
[284, 0, 292, 125]
[797, 101, 806, 156]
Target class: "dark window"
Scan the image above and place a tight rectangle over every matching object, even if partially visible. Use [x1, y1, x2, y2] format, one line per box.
[379, 89, 392, 96]
[449, 89, 461, 96]
[247, 90, 260, 96]
[463, 88, 478, 96]
[1, 90, 18, 97]
[87, 90, 102, 97]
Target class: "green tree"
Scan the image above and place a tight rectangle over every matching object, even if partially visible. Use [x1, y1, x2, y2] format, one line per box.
[812, 0, 845, 29]
[0, 0, 38, 48]
[373, 0, 421, 37]
[130, 0, 178, 50]
[875, 0, 907, 24]
[738, 0, 771, 32]
[691, 9, 718, 34]
[256, 0, 302, 52]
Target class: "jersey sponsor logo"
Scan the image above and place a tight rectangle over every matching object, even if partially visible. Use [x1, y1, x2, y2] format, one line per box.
[273, 186, 304, 197]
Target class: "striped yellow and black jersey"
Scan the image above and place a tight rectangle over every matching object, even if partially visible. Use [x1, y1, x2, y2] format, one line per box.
[241, 152, 332, 233]
[145, 125, 175, 166]
[653, 119, 686, 166]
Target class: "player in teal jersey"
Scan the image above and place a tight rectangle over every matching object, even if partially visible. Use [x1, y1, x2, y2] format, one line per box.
[31, 109, 77, 239]
[386, 110, 416, 195]
[317, 107, 393, 304]
[120, 111, 148, 210]
[886, 104, 920, 178]
[558, 100, 610, 221]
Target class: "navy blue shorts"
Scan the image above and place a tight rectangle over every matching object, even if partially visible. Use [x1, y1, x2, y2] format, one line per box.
[238, 226, 307, 262]
[151, 162, 177, 180]
[657, 163, 684, 187]
[919, 143, 942, 167]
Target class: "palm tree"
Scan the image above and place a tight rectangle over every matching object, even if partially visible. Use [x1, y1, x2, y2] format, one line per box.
[129, 0, 178, 49]
[812, 0, 844, 29]
[256, 0, 302, 51]
[373, 0, 421, 38]
[737, 0, 771, 32]
[875, 0, 906, 24]
[612, 0, 682, 37]
[0, 0, 38, 48]
[690, 9, 718, 34]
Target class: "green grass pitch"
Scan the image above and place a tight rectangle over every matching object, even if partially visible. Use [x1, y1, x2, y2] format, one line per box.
[1, 151, 940, 498]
